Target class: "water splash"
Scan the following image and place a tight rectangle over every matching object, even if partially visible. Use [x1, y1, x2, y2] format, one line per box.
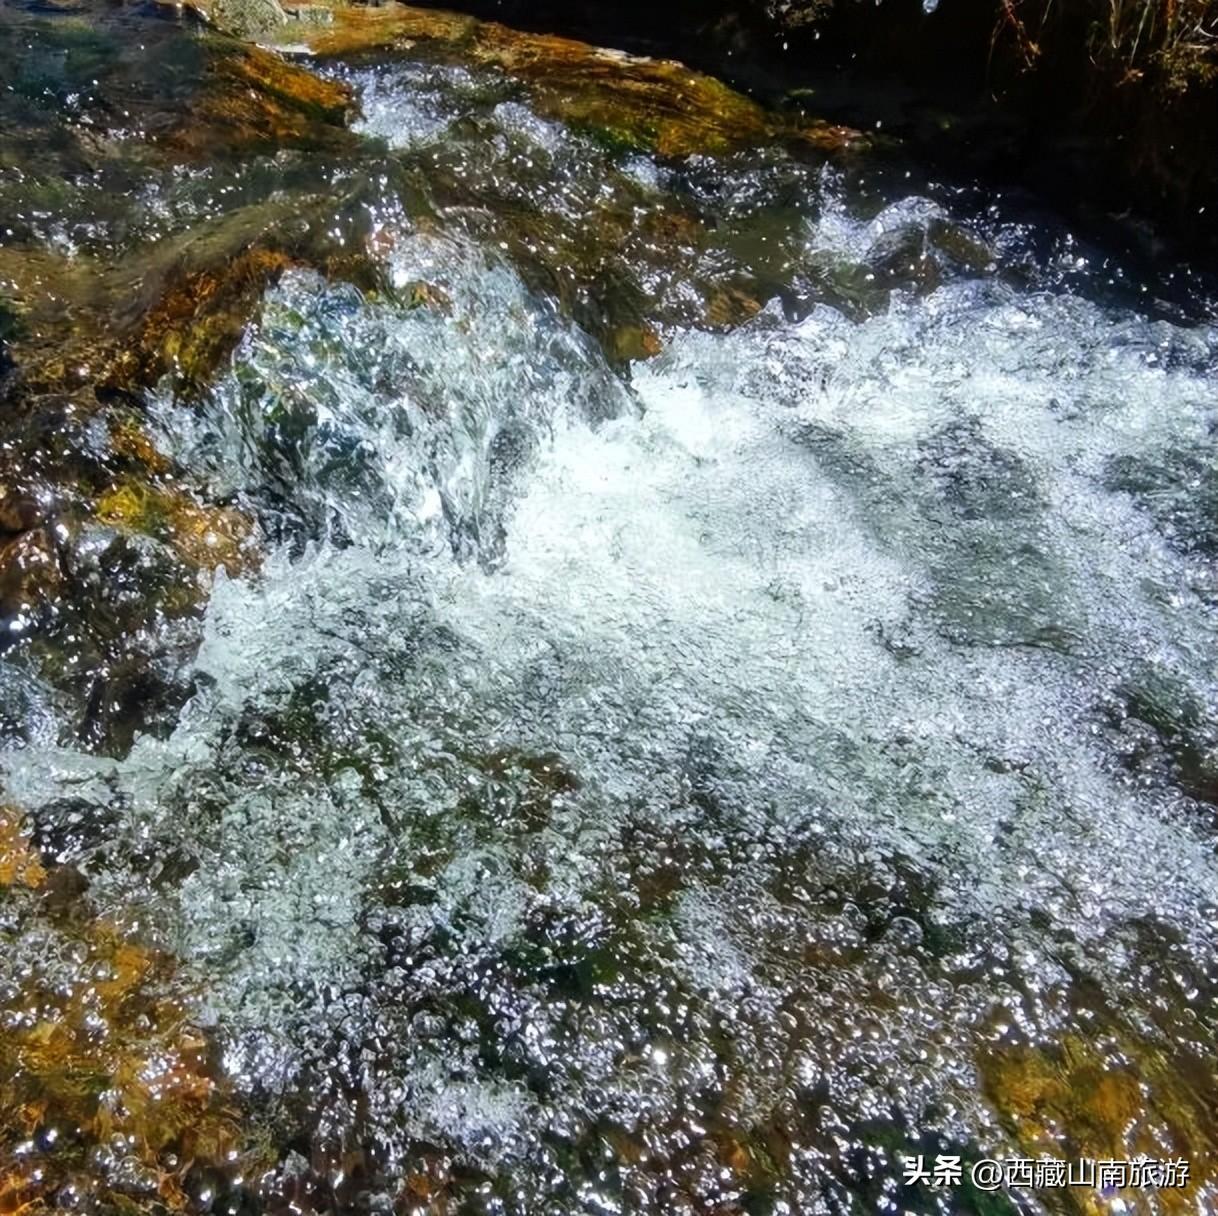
[4, 44, 1218, 1215]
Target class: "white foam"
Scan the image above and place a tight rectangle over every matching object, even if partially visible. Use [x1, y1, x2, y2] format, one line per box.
[6, 147, 1218, 1196]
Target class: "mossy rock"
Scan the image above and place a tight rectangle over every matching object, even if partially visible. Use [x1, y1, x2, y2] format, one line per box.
[1, 195, 381, 398]
[205, 0, 290, 40]
[162, 36, 355, 160]
[287, 3, 863, 158]
[0, 813, 260, 1214]
[95, 480, 255, 576]
[980, 1031, 1216, 1212]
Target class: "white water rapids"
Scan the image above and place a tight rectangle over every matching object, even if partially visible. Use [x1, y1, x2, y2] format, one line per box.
[4, 57, 1218, 1216]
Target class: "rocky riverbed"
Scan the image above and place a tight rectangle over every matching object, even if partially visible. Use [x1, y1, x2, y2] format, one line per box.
[1, 3, 1216, 1214]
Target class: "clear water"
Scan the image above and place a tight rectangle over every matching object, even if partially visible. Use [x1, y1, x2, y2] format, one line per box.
[4, 42, 1218, 1216]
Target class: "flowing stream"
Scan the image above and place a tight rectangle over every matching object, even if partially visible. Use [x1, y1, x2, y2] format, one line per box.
[2, 14, 1217, 1216]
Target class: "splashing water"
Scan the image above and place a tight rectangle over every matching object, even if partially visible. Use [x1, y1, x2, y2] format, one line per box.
[4, 43, 1218, 1216]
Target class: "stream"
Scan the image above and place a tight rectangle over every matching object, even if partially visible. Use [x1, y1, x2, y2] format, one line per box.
[1, 4, 1217, 1214]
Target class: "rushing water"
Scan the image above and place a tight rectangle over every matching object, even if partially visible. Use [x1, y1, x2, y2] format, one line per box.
[3, 18, 1218, 1216]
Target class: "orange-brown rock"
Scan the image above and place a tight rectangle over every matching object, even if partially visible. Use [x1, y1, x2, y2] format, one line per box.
[0, 794, 258, 1215]
[289, 3, 863, 158]
[163, 37, 355, 160]
[980, 1033, 1215, 1213]
[112, 246, 297, 394]
[0, 806, 45, 891]
[0, 922, 247, 1214]
[96, 480, 256, 577]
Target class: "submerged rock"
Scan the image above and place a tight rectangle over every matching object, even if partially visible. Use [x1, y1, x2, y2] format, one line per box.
[0, 805, 45, 890]
[981, 1025, 1216, 1212]
[0, 490, 45, 537]
[95, 480, 256, 576]
[0, 807, 257, 1215]
[0, 527, 65, 645]
[0, 3, 380, 753]
[168, 37, 355, 157]
[4, 1, 1216, 1210]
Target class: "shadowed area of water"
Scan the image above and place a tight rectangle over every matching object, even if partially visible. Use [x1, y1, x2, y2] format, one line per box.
[2, 12, 1218, 1216]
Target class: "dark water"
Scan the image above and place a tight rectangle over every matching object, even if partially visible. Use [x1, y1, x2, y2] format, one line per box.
[1, 4, 1217, 1214]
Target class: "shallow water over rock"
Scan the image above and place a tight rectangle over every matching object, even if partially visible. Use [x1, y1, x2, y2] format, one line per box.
[2, 7, 1217, 1215]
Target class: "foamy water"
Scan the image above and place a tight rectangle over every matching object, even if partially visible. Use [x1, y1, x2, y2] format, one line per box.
[4, 55, 1218, 1214]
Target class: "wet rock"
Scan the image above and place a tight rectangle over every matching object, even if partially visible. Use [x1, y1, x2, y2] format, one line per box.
[980, 1028, 1217, 1208]
[2, 198, 379, 399]
[0, 3, 404, 758]
[169, 38, 355, 158]
[1113, 661, 1218, 805]
[38, 863, 91, 914]
[198, 0, 291, 41]
[282, 2, 334, 25]
[0, 853, 260, 1215]
[0, 513, 214, 752]
[0, 1, 363, 396]
[0, 488, 46, 535]
[0, 526, 65, 648]
[0, 805, 45, 889]
[289, 4, 862, 157]
[402, 279, 454, 313]
[95, 480, 256, 577]
[107, 415, 173, 477]
[283, 2, 478, 54]
[0, 247, 111, 397]
[611, 322, 664, 362]
[0, 378, 259, 750]
[1103, 446, 1218, 559]
[112, 244, 299, 395]
[703, 283, 764, 329]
